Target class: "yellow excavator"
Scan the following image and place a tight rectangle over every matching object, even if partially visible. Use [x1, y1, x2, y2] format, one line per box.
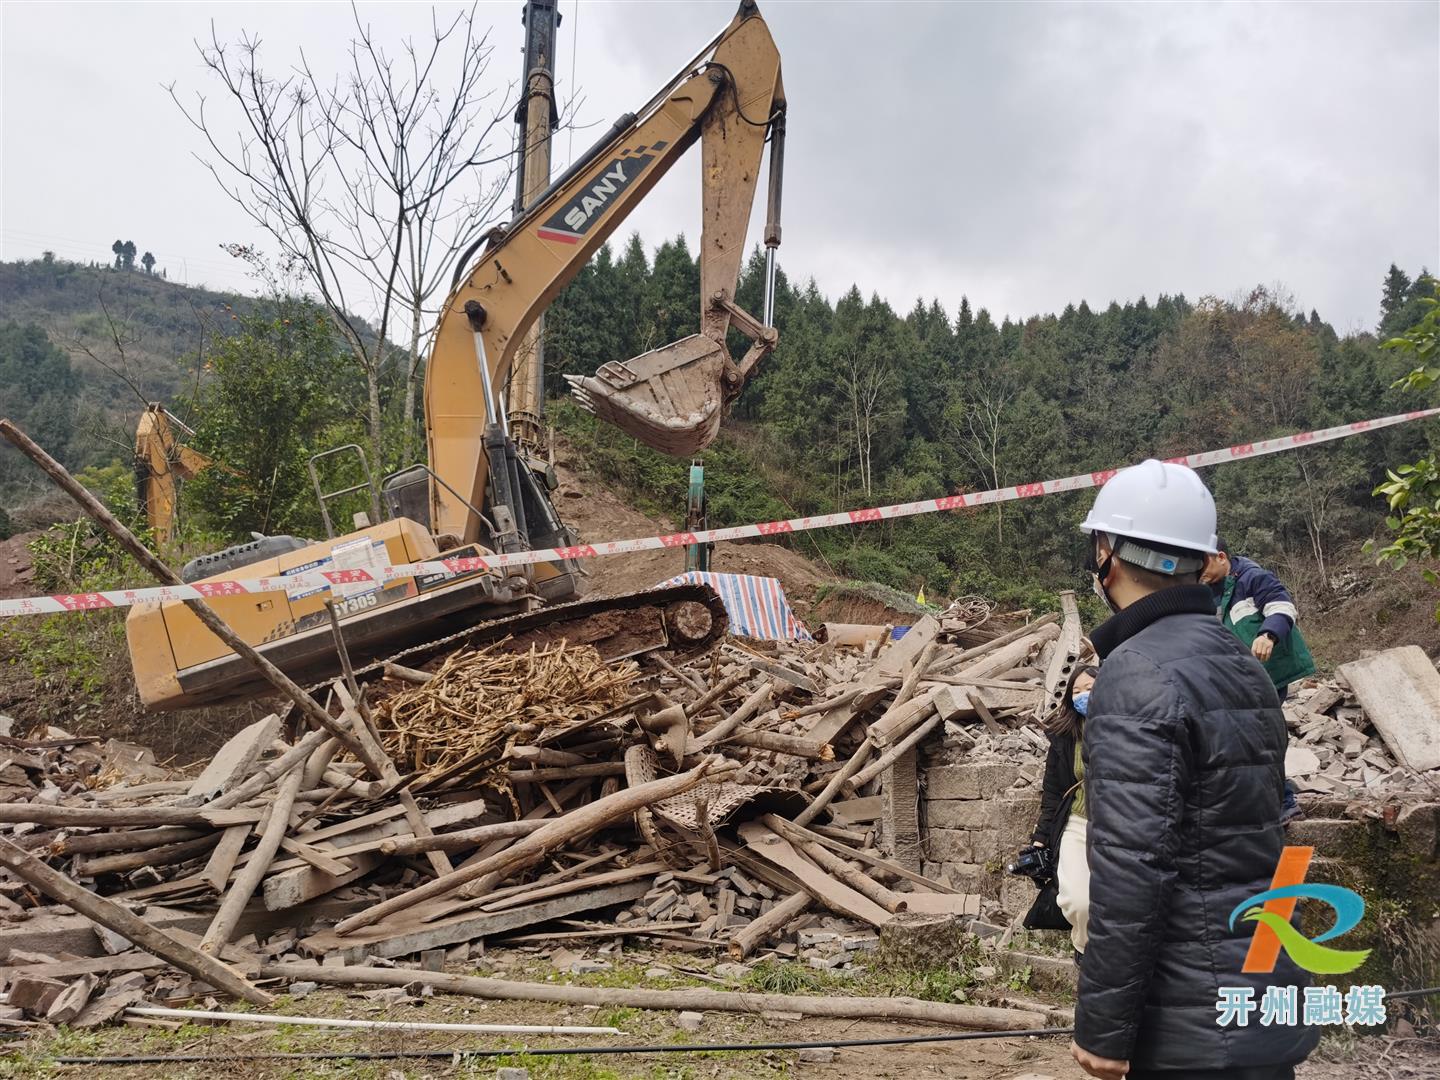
[134, 404, 212, 545]
[126, 0, 785, 710]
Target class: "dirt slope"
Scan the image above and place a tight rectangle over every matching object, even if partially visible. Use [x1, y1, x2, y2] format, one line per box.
[551, 445, 829, 618]
[0, 530, 36, 600]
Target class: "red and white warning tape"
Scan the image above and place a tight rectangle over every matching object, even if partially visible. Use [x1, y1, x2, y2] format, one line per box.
[2, 406, 1435, 619]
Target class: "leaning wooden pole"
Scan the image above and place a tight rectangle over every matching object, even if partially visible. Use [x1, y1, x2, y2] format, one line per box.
[0, 838, 273, 1006]
[0, 420, 383, 776]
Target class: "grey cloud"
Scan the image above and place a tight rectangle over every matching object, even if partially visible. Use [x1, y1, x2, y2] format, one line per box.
[2, 0, 1435, 334]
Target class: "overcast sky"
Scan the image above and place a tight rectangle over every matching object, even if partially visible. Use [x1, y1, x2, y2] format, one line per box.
[3, 1, 1437, 337]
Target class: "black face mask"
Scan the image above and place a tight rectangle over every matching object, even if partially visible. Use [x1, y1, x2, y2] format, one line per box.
[1087, 536, 1119, 613]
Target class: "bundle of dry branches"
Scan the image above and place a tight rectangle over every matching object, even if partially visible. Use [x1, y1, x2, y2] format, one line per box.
[376, 641, 638, 785]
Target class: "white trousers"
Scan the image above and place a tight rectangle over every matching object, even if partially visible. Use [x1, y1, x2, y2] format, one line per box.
[1056, 814, 1091, 953]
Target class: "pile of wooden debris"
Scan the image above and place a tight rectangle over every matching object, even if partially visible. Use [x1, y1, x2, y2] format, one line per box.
[0, 600, 1072, 1028]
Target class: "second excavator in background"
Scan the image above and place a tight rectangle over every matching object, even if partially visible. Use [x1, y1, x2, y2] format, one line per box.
[126, 0, 786, 710]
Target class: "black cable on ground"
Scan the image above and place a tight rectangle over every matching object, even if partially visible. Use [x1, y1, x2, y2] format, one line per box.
[53, 1025, 1075, 1065]
[1385, 986, 1440, 1001]
[47, 986, 1440, 1067]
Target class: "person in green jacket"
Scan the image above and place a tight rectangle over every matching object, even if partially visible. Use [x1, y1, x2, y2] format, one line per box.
[1200, 538, 1316, 698]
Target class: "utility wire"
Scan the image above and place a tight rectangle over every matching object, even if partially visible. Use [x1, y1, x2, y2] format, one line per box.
[55, 1026, 1076, 1065]
[48, 990, 1440, 1067]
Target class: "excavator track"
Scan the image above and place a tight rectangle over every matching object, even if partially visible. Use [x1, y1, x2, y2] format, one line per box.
[344, 583, 729, 687]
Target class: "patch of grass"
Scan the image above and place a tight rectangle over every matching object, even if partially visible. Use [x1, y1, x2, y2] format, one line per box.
[1005, 964, 1035, 992]
[743, 959, 831, 995]
[597, 1006, 643, 1031]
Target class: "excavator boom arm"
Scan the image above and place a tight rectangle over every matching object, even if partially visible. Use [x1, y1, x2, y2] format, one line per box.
[425, 0, 784, 544]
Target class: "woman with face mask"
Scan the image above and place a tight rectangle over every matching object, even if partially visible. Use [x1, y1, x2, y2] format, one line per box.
[1017, 662, 1099, 955]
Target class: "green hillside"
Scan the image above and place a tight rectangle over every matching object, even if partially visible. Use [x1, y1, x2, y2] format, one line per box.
[0, 256, 254, 507]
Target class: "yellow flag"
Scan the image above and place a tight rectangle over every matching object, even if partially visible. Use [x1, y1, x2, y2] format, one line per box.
[916, 586, 926, 605]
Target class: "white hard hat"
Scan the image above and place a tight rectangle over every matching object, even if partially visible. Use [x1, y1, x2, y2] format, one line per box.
[1080, 459, 1218, 555]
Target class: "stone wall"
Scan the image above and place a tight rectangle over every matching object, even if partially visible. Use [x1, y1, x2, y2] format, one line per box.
[920, 756, 1046, 919]
[919, 750, 1440, 986]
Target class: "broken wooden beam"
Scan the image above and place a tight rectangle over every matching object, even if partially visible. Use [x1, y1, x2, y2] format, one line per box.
[379, 819, 547, 856]
[260, 963, 1048, 1030]
[728, 890, 810, 960]
[200, 760, 306, 954]
[333, 757, 736, 934]
[737, 821, 891, 927]
[0, 837, 272, 1005]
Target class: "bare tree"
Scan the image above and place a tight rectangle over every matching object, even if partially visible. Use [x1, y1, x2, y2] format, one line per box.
[842, 350, 900, 499]
[170, 3, 525, 499]
[946, 374, 1015, 548]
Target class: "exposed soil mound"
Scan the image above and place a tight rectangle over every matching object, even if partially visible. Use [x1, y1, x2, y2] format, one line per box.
[551, 445, 827, 617]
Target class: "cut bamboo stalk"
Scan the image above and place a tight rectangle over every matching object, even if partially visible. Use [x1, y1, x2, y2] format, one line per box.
[200, 760, 306, 954]
[728, 890, 809, 960]
[333, 758, 736, 934]
[0, 838, 272, 1006]
[259, 963, 1046, 1030]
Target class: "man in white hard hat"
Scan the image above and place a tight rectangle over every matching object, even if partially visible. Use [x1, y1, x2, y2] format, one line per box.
[1069, 460, 1316, 1080]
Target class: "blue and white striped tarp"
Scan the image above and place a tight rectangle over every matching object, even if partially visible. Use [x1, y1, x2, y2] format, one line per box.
[655, 572, 813, 642]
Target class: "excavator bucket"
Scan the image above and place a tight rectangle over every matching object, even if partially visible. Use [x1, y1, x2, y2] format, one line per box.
[566, 334, 731, 457]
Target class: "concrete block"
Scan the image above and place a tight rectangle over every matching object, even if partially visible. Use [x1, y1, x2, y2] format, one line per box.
[1395, 802, 1439, 857]
[675, 1010, 704, 1032]
[798, 1047, 837, 1063]
[926, 799, 995, 831]
[1000, 874, 1037, 918]
[926, 763, 1023, 801]
[924, 828, 980, 864]
[1285, 818, 1368, 851]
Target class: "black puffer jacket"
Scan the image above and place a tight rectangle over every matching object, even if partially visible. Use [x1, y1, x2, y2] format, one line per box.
[1075, 585, 1318, 1071]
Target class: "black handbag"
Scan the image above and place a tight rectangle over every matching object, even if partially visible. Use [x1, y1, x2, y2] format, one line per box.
[1022, 877, 1071, 931]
